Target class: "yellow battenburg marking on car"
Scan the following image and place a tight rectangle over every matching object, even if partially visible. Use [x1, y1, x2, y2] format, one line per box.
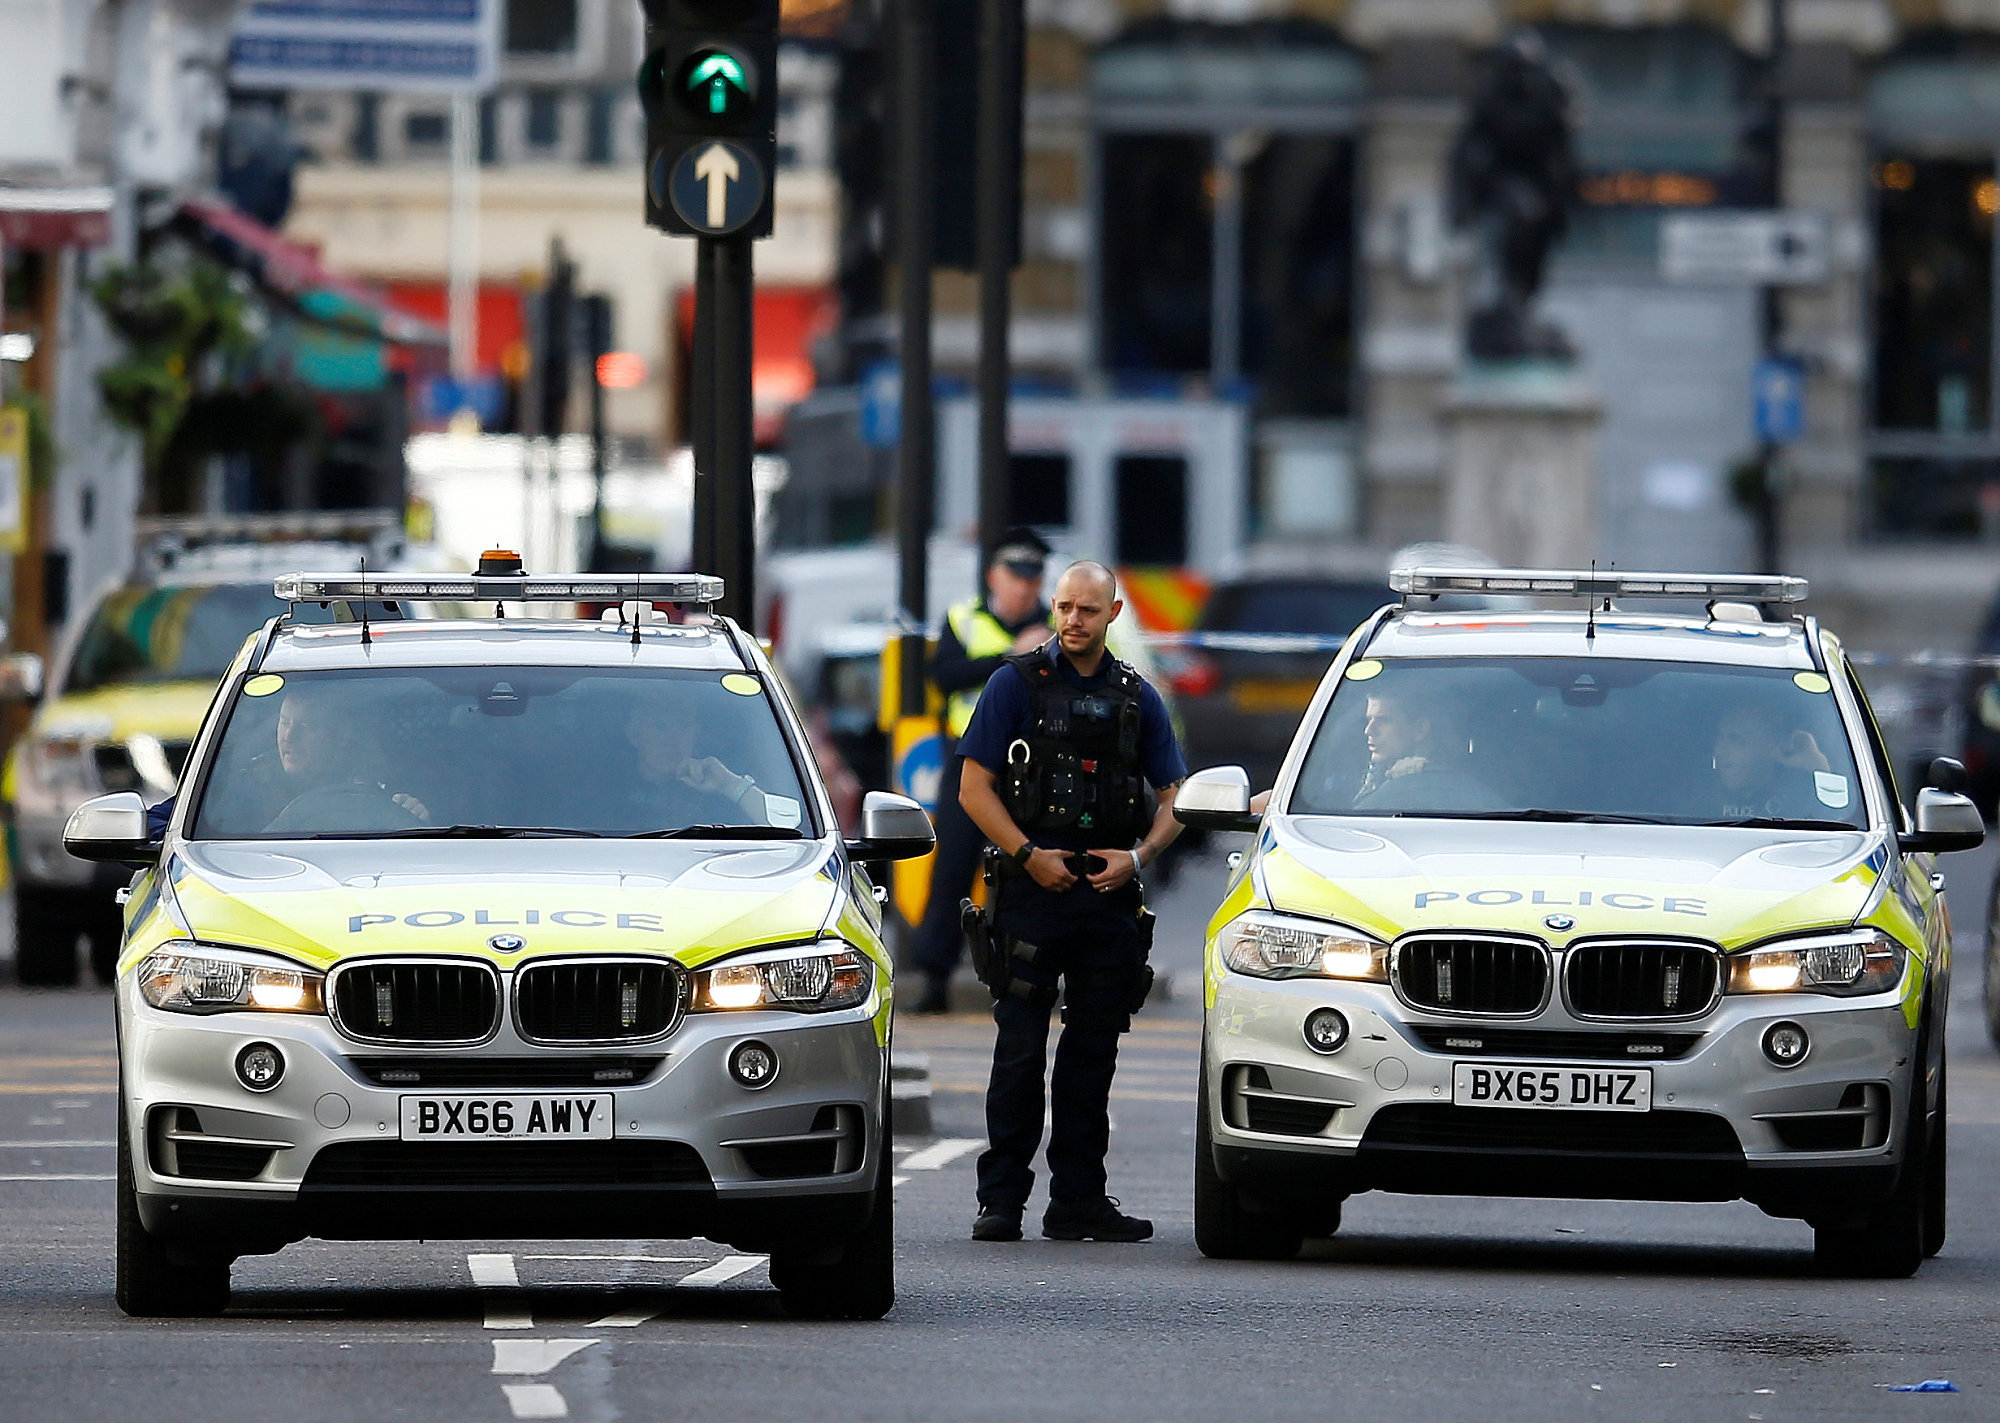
[243, 674, 285, 697]
[32, 681, 218, 745]
[721, 673, 761, 696]
[1793, 671, 1832, 693]
[1344, 658, 1384, 682]
[1204, 870, 1263, 1011]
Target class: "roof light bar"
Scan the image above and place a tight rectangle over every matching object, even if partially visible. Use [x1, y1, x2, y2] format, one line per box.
[273, 572, 725, 605]
[1389, 567, 1808, 604]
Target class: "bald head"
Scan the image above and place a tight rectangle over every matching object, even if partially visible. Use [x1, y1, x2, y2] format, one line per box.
[1051, 560, 1123, 671]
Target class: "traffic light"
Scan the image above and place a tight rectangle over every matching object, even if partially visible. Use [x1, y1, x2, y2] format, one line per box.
[639, 0, 779, 239]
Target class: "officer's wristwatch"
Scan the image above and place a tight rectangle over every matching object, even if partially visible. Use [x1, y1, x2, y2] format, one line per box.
[1011, 841, 1034, 868]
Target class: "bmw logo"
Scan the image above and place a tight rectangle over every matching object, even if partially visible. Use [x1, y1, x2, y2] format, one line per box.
[1543, 914, 1576, 932]
[488, 934, 526, 952]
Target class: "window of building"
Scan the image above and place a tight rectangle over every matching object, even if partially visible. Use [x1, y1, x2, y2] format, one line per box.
[525, 90, 562, 150]
[404, 109, 449, 151]
[586, 89, 617, 164]
[1099, 133, 1212, 378]
[479, 95, 498, 164]
[351, 92, 380, 163]
[506, 0, 576, 55]
[1115, 454, 1189, 565]
[1009, 453, 1071, 528]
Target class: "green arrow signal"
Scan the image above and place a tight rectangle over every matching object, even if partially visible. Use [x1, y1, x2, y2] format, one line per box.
[687, 53, 747, 114]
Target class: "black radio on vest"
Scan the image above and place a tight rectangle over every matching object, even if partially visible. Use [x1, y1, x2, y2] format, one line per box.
[997, 649, 1152, 843]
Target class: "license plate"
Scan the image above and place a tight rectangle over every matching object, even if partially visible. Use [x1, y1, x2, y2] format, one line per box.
[1451, 1062, 1652, 1113]
[399, 1093, 615, 1141]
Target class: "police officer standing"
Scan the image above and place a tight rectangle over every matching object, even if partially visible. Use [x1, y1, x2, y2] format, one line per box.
[907, 527, 1053, 1013]
[956, 560, 1186, 1242]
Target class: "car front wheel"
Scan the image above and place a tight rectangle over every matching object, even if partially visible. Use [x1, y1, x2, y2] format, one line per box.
[1813, 1041, 1935, 1279]
[116, 1097, 231, 1317]
[769, 1105, 895, 1320]
[1193, 1064, 1304, 1262]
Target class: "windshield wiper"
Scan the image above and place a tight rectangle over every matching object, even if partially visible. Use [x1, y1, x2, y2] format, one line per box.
[631, 824, 806, 840]
[1389, 808, 1670, 825]
[1700, 816, 1858, 831]
[313, 823, 602, 839]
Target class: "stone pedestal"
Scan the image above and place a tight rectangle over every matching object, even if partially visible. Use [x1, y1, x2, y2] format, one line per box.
[1440, 361, 1602, 568]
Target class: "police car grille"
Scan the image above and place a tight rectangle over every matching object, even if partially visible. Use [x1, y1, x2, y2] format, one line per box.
[1395, 938, 1547, 1015]
[1566, 942, 1720, 1019]
[515, 961, 682, 1042]
[331, 962, 500, 1044]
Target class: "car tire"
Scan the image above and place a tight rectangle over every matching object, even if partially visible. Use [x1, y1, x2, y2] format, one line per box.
[1193, 1066, 1303, 1262]
[14, 888, 80, 987]
[116, 1097, 230, 1318]
[1813, 1035, 1933, 1280]
[770, 1101, 895, 1321]
[84, 894, 125, 987]
[1923, 1065, 1948, 1260]
[1985, 872, 2000, 1050]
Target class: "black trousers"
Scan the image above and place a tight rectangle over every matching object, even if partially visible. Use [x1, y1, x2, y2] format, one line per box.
[975, 885, 1146, 1210]
[908, 749, 985, 981]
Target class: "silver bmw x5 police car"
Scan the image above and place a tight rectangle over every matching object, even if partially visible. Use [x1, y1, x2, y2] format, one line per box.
[1176, 569, 1984, 1277]
[66, 566, 932, 1318]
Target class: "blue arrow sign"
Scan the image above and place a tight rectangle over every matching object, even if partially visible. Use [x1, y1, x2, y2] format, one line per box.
[1753, 355, 1805, 445]
[658, 141, 766, 237]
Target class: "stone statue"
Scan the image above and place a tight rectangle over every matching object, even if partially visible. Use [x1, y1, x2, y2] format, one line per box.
[1449, 32, 1578, 362]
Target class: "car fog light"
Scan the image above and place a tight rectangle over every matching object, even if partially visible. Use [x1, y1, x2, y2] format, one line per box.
[728, 1039, 779, 1089]
[1303, 1008, 1349, 1054]
[236, 1042, 285, 1092]
[1762, 1021, 1810, 1068]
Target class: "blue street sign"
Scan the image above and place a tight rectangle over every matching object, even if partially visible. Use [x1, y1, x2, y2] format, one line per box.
[1753, 355, 1805, 445]
[860, 361, 900, 448]
[232, 0, 498, 92]
[894, 730, 945, 813]
[659, 141, 767, 237]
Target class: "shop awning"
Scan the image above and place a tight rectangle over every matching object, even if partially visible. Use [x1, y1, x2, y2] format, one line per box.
[0, 186, 113, 250]
[175, 198, 447, 349]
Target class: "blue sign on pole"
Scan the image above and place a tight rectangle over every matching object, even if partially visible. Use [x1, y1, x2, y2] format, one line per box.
[1753, 355, 1806, 445]
[660, 142, 767, 238]
[859, 361, 900, 449]
[232, 0, 499, 91]
[894, 732, 945, 813]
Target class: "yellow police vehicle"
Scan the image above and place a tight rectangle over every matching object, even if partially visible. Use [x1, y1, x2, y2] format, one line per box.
[64, 562, 932, 1318]
[1176, 568, 1984, 1278]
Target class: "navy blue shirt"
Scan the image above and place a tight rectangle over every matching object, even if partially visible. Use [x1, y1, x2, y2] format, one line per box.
[958, 642, 1187, 851]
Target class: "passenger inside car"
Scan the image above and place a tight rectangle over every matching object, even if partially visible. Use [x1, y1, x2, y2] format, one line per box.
[1711, 703, 1837, 823]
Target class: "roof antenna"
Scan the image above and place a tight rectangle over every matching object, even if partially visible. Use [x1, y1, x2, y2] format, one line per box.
[630, 567, 642, 647]
[359, 554, 373, 647]
[1585, 558, 1597, 646]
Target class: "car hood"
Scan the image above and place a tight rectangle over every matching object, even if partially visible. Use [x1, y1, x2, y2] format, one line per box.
[1251, 815, 1894, 951]
[133, 837, 844, 973]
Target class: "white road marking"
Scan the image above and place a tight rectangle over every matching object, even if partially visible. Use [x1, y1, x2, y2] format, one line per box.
[51, 1100, 92, 1110]
[899, 1138, 981, 1171]
[486, 1302, 535, 1330]
[892, 1176, 911, 1187]
[679, 1255, 765, 1287]
[0, 1140, 112, 1148]
[587, 1309, 658, 1328]
[491, 1339, 596, 1375]
[502, 1384, 568, 1419]
[523, 1254, 702, 1264]
[468, 1253, 520, 1287]
[27, 1117, 62, 1127]
[0, 1173, 113, 1181]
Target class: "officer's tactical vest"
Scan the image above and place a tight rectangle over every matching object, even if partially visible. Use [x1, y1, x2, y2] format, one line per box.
[998, 649, 1154, 843]
[944, 599, 1024, 738]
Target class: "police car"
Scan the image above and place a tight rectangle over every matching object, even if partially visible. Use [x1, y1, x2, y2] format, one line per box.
[1175, 569, 1983, 1278]
[65, 562, 932, 1318]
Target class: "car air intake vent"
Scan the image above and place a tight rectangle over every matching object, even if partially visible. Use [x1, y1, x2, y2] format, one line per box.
[303, 1140, 712, 1188]
[331, 961, 500, 1045]
[351, 1057, 665, 1088]
[1395, 937, 1547, 1015]
[516, 959, 682, 1042]
[1407, 1026, 1704, 1060]
[1566, 942, 1720, 1019]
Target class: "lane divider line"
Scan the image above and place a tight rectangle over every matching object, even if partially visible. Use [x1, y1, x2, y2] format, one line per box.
[892, 1176, 911, 1187]
[678, 1255, 765, 1287]
[467, 1253, 520, 1288]
[0, 1173, 114, 1182]
[899, 1138, 982, 1171]
[0, 1140, 114, 1148]
[491, 1339, 597, 1374]
[469, 1252, 533, 1329]
[587, 1308, 658, 1329]
[502, 1383, 569, 1419]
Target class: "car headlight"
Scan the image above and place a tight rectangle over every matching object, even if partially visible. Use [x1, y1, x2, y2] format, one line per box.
[1726, 929, 1908, 998]
[689, 941, 874, 1013]
[23, 733, 100, 798]
[138, 942, 327, 1015]
[1219, 910, 1388, 982]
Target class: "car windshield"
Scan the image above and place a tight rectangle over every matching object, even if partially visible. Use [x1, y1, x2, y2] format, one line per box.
[1288, 656, 1869, 830]
[189, 666, 817, 840]
[65, 584, 286, 694]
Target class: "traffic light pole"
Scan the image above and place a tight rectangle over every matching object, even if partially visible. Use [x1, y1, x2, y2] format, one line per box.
[974, 0, 1022, 581]
[713, 235, 756, 624]
[895, 0, 935, 719]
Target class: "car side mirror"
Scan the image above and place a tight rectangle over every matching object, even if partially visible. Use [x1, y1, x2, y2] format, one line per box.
[63, 791, 161, 865]
[1925, 756, 1970, 795]
[1901, 786, 1985, 855]
[842, 790, 936, 862]
[0, 652, 43, 701]
[1174, 765, 1260, 834]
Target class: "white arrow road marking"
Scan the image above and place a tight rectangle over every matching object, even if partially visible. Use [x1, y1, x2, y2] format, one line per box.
[502, 1384, 569, 1419]
[693, 143, 740, 228]
[491, 1339, 597, 1375]
[678, 1254, 765, 1287]
[900, 1138, 981, 1171]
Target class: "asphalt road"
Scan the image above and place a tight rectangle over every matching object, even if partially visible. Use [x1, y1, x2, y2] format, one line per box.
[3, 839, 2000, 1422]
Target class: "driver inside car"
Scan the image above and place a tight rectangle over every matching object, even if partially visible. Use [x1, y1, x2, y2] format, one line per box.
[1711, 702, 1837, 823]
[260, 684, 430, 833]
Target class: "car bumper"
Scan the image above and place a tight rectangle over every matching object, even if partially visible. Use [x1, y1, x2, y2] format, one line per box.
[117, 981, 889, 1255]
[1204, 971, 1915, 1219]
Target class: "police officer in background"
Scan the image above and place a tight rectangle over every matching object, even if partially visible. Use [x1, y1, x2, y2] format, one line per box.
[956, 560, 1186, 1243]
[907, 527, 1054, 1013]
